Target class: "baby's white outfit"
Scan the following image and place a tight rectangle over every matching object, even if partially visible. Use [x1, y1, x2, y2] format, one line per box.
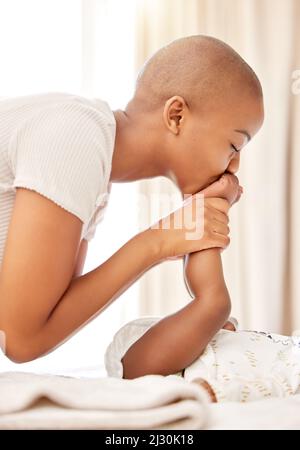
[104, 316, 300, 403]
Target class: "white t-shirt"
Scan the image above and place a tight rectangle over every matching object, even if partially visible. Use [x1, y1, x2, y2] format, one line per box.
[0, 92, 116, 268]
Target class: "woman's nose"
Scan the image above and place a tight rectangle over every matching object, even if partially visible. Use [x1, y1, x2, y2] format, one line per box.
[227, 152, 240, 175]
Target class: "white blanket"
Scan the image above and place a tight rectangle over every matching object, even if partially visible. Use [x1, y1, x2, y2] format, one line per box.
[0, 371, 210, 430]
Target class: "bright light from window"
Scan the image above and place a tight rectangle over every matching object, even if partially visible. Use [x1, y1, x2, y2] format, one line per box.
[0, 0, 140, 376]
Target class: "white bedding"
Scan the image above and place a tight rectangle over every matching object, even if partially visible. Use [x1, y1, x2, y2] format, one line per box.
[0, 369, 300, 429]
[0, 371, 210, 430]
[206, 394, 300, 430]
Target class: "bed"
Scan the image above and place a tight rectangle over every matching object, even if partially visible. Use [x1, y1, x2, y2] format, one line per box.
[207, 394, 300, 429]
[0, 366, 300, 430]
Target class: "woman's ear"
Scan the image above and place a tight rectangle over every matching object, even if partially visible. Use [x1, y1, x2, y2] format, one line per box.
[163, 95, 187, 135]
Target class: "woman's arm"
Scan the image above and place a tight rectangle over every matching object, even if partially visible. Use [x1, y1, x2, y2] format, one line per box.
[72, 239, 88, 280]
[0, 227, 161, 363]
[122, 248, 231, 379]
[0, 187, 229, 364]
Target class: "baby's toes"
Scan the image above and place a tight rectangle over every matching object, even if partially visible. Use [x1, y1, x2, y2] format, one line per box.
[227, 173, 239, 184]
[220, 173, 236, 191]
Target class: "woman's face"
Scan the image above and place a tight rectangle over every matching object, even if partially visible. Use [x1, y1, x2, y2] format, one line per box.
[163, 93, 264, 195]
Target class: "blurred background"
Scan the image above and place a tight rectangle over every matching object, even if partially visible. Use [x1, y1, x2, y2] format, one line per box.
[0, 0, 299, 375]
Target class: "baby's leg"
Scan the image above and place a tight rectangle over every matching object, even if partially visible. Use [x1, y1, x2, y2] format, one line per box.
[121, 174, 241, 380]
[183, 173, 242, 300]
[182, 173, 242, 338]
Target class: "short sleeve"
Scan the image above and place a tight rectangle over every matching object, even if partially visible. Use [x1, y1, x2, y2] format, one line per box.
[9, 101, 110, 229]
[83, 188, 111, 241]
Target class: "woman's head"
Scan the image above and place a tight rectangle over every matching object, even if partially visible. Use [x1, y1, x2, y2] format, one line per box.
[129, 35, 264, 195]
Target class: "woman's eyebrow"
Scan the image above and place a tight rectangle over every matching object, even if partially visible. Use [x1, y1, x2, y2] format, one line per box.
[234, 129, 251, 142]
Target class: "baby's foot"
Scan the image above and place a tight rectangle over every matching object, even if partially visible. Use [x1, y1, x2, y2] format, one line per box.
[200, 173, 243, 206]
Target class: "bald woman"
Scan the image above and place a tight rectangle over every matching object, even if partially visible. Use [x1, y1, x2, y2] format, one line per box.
[0, 35, 263, 363]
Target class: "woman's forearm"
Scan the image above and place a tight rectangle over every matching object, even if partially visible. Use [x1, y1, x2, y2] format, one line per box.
[13, 230, 160, 361]
[122, 284, 231, 379]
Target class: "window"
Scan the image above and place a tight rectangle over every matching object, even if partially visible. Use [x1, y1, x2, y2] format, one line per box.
[0, 0, 139, 376]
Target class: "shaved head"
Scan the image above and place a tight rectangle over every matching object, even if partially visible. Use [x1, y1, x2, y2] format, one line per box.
[132, 35, 263, 113]
[115, 34, 264, 195]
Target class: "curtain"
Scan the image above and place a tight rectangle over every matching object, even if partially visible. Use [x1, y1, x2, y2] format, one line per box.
[134, 0, 300, 334]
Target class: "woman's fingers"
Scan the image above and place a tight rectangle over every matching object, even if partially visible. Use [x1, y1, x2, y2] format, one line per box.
[211, 219, 230, 236]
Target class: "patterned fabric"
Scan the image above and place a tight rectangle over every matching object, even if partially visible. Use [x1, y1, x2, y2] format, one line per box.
[183, 329, 300, 402]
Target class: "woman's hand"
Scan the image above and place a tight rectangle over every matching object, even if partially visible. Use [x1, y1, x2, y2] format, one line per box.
[147, 195, 230, 261]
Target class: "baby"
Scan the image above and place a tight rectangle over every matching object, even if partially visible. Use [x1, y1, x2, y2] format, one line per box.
[105, 173, 300, 403]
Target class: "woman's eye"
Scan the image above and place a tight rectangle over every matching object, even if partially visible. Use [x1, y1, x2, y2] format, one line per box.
[231, 144, 240, 153]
